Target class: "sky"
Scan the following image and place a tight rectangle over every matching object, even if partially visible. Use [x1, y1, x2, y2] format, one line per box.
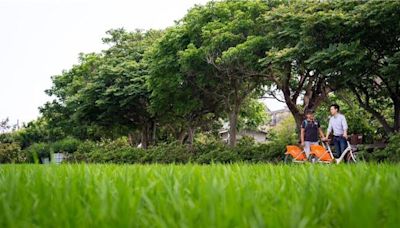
[0, 0, 285, 125]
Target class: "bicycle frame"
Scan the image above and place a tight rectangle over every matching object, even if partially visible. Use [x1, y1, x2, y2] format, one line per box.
[321, 140, 356, 164]
[285, 140, 358, 164]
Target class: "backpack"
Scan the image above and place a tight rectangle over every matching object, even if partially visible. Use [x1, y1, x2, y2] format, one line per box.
[303, 119, 318, 128]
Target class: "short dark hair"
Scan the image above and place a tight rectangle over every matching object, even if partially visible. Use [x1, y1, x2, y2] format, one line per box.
[330, 104, 340, 111]
[305, 109, 314, 115]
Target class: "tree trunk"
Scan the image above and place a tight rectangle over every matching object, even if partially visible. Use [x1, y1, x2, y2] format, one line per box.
[141, 126, 148, 149]
[293, 112, 304, 138]
[178, 129, 187, 144]
[228, 108, 239, 147]
[152, 121, 157, 144]
[128, 132, 135, 146]
[187, 126, 196, 148]
[141, 122, 152, 149]
[394, 101, 400, 132]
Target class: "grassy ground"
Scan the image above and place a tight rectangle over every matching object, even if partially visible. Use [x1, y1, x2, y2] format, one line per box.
[0, 163, 399, 228]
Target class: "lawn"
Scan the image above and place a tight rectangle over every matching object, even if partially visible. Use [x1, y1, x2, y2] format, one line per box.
[0, 164, 399, 227]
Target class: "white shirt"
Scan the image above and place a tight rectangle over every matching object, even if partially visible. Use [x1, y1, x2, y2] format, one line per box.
[327, 113, 348, 136]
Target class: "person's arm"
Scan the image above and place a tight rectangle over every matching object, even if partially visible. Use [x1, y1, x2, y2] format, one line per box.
[318, 128, 325, 140]
[326, 118, 332, 138]
[342, 115, 348, 139]
[317, 121, 325, 141]
[300, 121, 305, 146]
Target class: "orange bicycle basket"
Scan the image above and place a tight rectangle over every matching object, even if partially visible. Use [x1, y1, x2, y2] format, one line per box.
[310, 145, 333, 161]
[285, 145, 307, 161]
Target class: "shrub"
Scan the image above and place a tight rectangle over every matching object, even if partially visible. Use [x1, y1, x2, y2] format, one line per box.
[145, 142, 191, 164]
[66, 137, 146, 164]
[0, 143, 26, 163]
[235, 136, 259, 162]
[52, 137, 81, 154]
[0, 133, 16, 144]
[64, 135, 288, 164]
[372, 134, 400, 162]
[25, 143, 51, 163]
[196, 148, 239, 164]
[268, 116, 298, 145]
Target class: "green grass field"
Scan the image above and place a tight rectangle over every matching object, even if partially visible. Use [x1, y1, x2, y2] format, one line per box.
[1, 164, 399, 228]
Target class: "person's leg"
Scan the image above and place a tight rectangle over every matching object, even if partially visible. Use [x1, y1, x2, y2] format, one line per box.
[310, 141, 319, 161]
[334, 136, 341, 158]
[304, 141, 311, 158]
[339, 137, 347, 156]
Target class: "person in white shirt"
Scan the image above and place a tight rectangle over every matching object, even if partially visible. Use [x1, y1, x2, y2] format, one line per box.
[324, 104, 348, 157]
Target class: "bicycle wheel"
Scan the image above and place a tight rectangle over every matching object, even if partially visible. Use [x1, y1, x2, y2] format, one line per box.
[346, 151, 363, 163]
[284, 154, 293, 164]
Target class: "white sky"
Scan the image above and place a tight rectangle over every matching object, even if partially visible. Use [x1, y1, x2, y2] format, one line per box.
[0, 0, 285, 125]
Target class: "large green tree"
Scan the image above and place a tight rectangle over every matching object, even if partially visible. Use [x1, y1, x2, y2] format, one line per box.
[306, 0, 400, 135]
[147, 26, 222, 146]
[259, 1, 363, 133]
[175, 0, 273, 146]
[42, 29, 162, 148]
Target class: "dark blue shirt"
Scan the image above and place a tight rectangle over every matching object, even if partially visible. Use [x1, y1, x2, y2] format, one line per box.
[301, 119, 320, 142]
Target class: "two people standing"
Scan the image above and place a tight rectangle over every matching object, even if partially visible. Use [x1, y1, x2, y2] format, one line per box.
[300, 104, 348, 158]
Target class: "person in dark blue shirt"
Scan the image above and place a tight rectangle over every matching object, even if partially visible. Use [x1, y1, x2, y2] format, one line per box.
[301, 110, 326, 158]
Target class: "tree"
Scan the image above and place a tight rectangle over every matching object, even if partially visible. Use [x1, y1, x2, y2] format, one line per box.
[238, 98, 270, 131]
[175, 0, 273, 146]
[0, 118, 10, 133]
[259, 1, 357, 133]
[42, 29, 163, 148]
[306, 0, 400, 135]
[147, 26, 222, 146]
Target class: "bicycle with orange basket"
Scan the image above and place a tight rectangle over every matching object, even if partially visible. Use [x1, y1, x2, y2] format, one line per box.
[284, 139, 359, 164]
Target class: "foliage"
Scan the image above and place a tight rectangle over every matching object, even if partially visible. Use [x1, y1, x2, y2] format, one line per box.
[0, 132, 15, 144]
[238, 99, 270, 130]
[52, 137, 81, 154]
[41, 29, 163, 148]
[7, 0, 400, 150]
[305, 0, 400, 134]
[15, 118, 64, 149]
[0, 143, 26, 163]
[148, 0, 273, 146]
[268, 115, 298, 144]
[314, 92, 379, 143]
[63, 136, 287, 164]
[25, 142, 52, 163]
[371, 134, 400, 163]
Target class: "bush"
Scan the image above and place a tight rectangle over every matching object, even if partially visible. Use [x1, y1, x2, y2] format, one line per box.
[25, 143, 51, 163]
[66, 137, 146, 164]
[52, 137, 81, 154]
[196, 141, 238, 164]
[144, 142, 191, 164]
[268, 116, 298, 145]
[235, 136, 259, 162]
[371, 134, 400, 162]
[0, 143, 26, 163]
[63, 135, 288, 164]
[0, 133, 16, 144]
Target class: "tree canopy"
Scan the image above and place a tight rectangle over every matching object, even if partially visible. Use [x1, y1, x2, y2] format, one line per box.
[32, 0, 400, 149]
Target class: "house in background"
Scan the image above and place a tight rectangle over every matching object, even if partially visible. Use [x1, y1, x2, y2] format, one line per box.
[268, 107, 291, 127]
[219, 128, 269, 143]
